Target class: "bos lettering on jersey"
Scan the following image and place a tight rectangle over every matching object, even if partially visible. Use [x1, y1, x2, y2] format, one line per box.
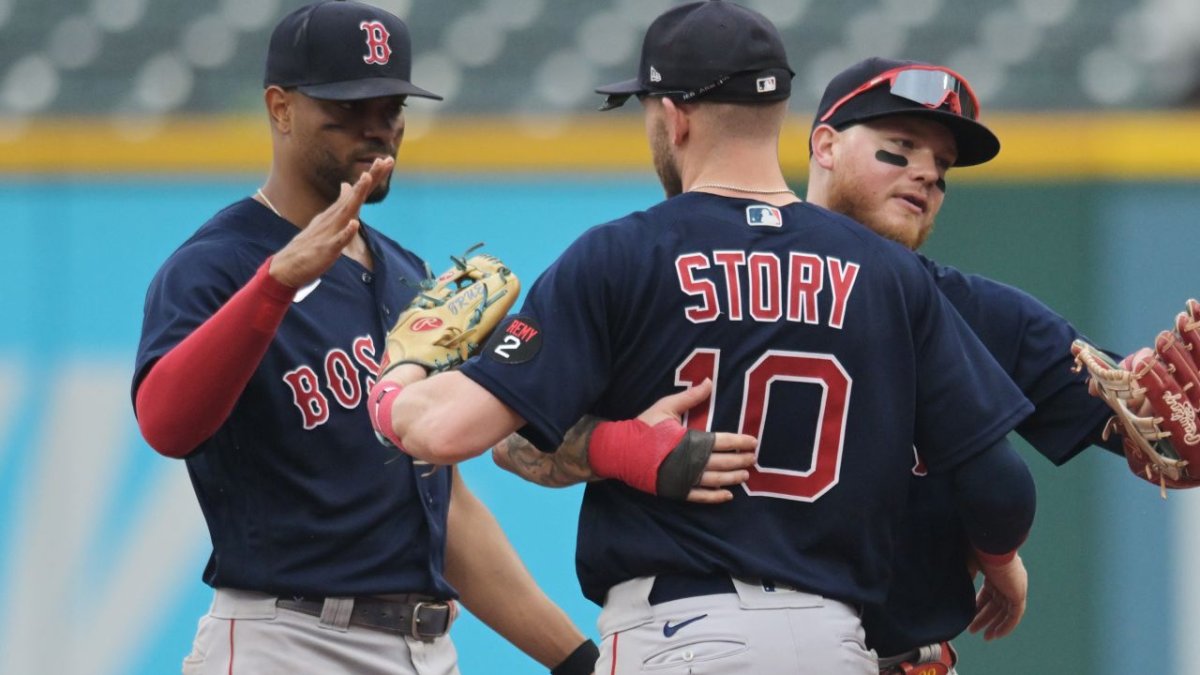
[675, 250, 860, 327]
[282, 334, 381, 429]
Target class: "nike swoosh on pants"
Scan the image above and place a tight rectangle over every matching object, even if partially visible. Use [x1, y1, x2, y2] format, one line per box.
[662, 614, 708, 637]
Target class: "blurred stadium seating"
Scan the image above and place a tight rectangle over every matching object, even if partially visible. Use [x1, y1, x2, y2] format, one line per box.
[2, 0, 1198, 121]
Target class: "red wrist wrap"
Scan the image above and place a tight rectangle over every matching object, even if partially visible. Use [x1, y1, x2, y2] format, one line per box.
[368, 380, 406, 450]
[589, 419, 687, 495]
[974, 547, 1017, 567]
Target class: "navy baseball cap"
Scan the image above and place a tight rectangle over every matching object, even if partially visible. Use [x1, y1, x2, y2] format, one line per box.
[595, 0, 794, 111]
[264, 0, 441, 101]
[813, 57, 999, 166]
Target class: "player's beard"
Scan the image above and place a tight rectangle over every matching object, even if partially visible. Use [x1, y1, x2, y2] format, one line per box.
[825, 169, 934, 251]
[650, 118, 683, 198]
[311, 145, 393, 204]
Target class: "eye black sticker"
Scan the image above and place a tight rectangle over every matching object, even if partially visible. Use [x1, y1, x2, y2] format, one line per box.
[875, 149, 908, 167]
[484, 315, 542, 364]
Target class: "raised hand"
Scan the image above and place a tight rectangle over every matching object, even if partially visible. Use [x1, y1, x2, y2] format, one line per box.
[269, 156, 395, 289]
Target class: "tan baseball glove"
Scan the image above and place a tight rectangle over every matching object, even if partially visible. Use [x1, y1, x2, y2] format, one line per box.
[1072, 299, 1200, 495]
[380, 245, 520, 374]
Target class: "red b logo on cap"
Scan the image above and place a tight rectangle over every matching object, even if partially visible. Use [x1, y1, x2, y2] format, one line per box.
[360, 21, 392, 65]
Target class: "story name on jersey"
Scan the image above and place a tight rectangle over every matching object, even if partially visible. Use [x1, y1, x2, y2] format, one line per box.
[281, 334, 381, 430]
[675, 250, 860, 328]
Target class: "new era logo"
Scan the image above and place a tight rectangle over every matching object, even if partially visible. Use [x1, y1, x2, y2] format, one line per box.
[649, 65, 662, 83]
[756, 76, 777, 93]
[746, 205, 782, 227]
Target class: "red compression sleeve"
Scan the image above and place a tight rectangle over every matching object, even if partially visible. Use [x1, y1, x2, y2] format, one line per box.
[135, 259, 295, 457]
[588, 419, 687, 495]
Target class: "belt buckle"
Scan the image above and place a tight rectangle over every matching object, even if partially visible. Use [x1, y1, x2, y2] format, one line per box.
[410, 601, 448, 640]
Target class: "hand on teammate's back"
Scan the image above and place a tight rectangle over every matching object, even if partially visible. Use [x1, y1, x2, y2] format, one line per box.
[633, 381, 758, 504]
[968, 553, 1028, 640]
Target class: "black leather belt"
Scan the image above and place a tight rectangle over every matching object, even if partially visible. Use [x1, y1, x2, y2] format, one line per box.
[649, 573, 737, 605]
[276, 595, 451, 640]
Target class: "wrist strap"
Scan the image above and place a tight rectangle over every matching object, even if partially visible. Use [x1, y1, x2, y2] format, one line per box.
[368, 380, 406, 450]
[589, 419, 686, 495]
[550, 639, 599, 675]
[974, 547, 1017, 567]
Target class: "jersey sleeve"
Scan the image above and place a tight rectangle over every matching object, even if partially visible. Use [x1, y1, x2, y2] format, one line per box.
[132, 238, 267, 398]
[459, 224, 630, 451]
[922, 256, 1114, 464]
[905, 259, 1034, 471]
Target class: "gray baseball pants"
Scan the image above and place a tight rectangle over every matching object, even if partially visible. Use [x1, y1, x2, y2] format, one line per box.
[181, 588, 459, 675]
[595, 577, 877, 674]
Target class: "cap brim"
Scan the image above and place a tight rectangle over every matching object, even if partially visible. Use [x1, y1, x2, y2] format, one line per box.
[298, 78, 443, 101]
[850, 109, 1000, 166]
[594, 77, 645, 111]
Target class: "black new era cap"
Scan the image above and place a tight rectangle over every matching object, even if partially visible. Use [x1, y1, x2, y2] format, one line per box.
[264, 0, 441, 101]
[596, 0, 793, 111]
[813, 57, 999, 166]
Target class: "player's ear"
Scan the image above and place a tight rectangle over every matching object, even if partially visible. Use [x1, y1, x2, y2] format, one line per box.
[661, 97, 689, 146]
[265, 85, 293, 134]
[810, 124, 839, 170]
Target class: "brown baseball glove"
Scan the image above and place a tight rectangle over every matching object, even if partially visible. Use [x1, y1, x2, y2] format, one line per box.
[380, 245, 520, 374]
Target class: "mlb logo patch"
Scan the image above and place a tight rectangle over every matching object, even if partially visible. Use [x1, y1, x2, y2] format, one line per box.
[746, 205, 782, 227]
[756, 76, 777, 93]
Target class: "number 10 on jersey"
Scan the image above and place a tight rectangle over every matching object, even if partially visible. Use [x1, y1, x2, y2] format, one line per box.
[675, 348, 851, 502]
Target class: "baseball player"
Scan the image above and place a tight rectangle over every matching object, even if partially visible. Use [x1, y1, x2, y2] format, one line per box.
[489, 52, 1174, 674]
[369, 3, 1037, 673]
[804, 57, 1125, 673]
[131, 2, 596, 674]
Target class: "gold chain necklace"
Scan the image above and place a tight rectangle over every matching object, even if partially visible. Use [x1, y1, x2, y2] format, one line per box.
[690, 182, 796, 195]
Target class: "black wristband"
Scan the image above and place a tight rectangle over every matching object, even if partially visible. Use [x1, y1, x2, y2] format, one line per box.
[550, 639, 599, 675]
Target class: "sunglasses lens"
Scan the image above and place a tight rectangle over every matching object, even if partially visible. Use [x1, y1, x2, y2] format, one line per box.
[890, 69, 977, 119]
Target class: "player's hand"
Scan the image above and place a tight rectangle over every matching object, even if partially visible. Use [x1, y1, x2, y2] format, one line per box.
[636, 380, 758, 504]
[968, 552, 1028, 641]
[269, 156, 395, 288]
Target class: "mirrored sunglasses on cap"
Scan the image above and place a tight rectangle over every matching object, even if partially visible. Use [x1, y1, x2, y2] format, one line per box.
[819, 65, 981, 123]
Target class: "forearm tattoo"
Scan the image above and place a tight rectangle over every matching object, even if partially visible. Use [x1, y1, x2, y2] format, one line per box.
[494, 416, 600, 487]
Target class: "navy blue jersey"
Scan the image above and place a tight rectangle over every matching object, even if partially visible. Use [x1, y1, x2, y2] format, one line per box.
[460, 193, 1032, 606]
[863, 257, 1114, 655]
[133, 199, 455, 599]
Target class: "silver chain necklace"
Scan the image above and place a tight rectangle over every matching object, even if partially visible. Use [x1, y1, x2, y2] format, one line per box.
[256, 188, 282, 216]
[691, 183, 796, 195]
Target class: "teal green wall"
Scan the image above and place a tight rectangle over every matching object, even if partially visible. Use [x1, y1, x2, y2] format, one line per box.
[2, 177, 1196, 673]
[921, 183, 1109, 674]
